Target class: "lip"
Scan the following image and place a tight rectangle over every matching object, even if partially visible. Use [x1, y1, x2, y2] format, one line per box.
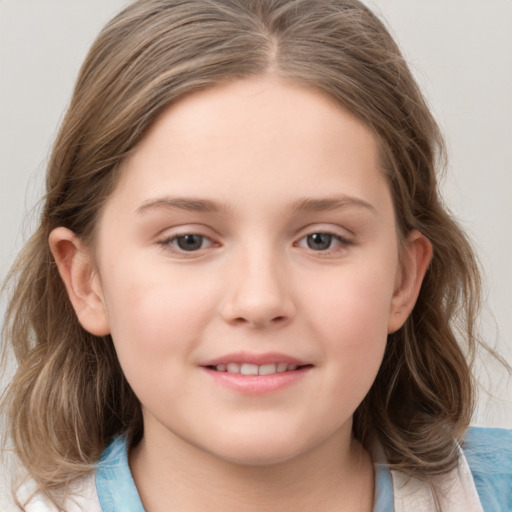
[200, 351, 309, 367]
[200, 352, 313, 395]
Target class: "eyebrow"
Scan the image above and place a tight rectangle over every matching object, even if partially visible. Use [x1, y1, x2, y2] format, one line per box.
[136, 197, 223, 214]
[291, 196, 376, 214]
[136, 195, 376, 215]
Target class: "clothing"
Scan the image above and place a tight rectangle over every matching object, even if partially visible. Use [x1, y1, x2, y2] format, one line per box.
[19, 427, 512, 512]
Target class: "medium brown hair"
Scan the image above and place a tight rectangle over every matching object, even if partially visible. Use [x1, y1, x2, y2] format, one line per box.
[2, 0, 482, 504]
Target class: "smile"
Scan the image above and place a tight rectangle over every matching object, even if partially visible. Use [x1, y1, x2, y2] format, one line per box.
[200, 353, 313, 394]
[208, 362, 308, 375]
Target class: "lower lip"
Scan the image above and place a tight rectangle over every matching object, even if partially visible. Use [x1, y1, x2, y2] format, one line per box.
[201, 366, 312, 395]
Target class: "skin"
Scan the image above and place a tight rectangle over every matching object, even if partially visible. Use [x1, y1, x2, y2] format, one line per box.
[50, 75, 432, 512]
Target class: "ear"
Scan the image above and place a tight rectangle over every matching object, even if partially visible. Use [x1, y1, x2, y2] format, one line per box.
[49, 227, 110, 336]
[387, 230, 432, 334]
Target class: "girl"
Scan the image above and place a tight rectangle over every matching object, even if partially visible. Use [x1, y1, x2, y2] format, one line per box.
[1, 0, 510, 511]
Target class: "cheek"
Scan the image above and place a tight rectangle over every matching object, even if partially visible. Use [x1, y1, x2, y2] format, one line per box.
[308, 259, 397, 341]
[303, 258, 396, 396]
[99, 271, 216, 407]
[322, 281, 389, 372]
[100, 265, 217, 364]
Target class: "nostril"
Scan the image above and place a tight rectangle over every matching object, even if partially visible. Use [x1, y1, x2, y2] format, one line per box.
[230, 315, 288, 327]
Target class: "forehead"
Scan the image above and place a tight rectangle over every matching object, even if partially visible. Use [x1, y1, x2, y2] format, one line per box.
[108, 76, 392, 218]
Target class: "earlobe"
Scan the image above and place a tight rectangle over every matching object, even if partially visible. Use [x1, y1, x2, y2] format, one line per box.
[387, 230, 432, 334]
[49, 227, 110, 336]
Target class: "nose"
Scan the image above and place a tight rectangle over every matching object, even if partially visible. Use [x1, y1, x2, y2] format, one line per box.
[220, 247, 296, 329]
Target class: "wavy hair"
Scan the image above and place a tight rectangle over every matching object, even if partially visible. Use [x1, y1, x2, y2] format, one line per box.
[2, 0, 483, 505]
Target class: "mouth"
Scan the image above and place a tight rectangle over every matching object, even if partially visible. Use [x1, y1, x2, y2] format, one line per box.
[205, 362, 313, 375]
[200, 353, 314, 393]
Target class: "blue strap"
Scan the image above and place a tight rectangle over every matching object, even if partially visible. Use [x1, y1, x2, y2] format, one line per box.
[463, 427, 512, 512]
[373, 463, 395, 512]
[95, 437, 146, 512]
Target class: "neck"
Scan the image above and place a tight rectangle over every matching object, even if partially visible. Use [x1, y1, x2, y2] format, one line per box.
[130, 422, 374, 512]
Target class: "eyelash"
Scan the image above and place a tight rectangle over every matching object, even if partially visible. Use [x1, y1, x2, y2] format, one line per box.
[157, 233, 215, 254]
[156, 231, 353, 256]
[295, 232, 354, 255]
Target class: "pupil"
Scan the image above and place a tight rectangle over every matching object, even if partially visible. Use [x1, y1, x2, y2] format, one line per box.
[307, 233, 332, 250]
[177, 235, 203, 251]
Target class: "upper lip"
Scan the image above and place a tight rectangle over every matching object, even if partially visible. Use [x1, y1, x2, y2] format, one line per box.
[200, 352, 311, 367]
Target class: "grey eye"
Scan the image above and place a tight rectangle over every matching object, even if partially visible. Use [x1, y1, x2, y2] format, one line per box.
[175, 234, 205, 251]
[306, 233, 333, 251]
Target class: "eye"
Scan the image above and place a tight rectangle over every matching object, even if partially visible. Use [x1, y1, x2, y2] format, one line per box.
[297, 232, 352, 252]
[158, 234, 214, 252]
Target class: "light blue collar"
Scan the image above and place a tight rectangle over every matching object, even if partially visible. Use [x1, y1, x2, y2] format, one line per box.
[95, 437, 394, 512]
[95, 437, 146, 512]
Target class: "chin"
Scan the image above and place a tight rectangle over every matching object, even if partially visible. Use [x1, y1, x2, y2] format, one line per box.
[217, 448, 303, 467]
[204, 433, 315, 468]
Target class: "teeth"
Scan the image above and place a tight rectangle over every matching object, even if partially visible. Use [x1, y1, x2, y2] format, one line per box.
[226, 363, 240, 373]
[214, 363, 302, 375]
[240, 363, 259, 375]
[276, 362, 288, 373]
[258, 364, 276, 375]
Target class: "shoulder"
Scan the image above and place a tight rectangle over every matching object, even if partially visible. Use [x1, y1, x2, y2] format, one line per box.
[462, 426, 512, 512]
[15, 473, 101, 512]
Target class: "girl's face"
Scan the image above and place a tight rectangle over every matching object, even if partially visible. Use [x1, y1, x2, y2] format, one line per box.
[64, 77, 429, 465]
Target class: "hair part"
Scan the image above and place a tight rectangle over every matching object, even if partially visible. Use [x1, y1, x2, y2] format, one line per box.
[2, 0, 484, 506]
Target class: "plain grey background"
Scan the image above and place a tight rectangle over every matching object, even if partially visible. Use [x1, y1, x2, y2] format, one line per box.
[0, 0, 510, 462]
